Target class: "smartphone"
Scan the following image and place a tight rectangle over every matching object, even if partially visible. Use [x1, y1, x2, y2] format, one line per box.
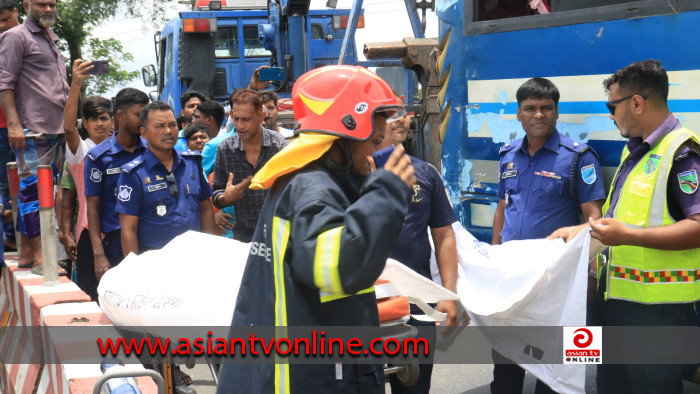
[258, 67, 285, 81]
[372, 144, 395, 168]
[85, 60, 110, 75]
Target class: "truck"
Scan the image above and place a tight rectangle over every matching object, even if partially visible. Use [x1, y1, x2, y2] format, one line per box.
[141, 0, 364, 115]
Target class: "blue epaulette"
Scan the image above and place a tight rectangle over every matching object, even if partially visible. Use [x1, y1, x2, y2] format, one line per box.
[85, 139, 112, 161]
[121, 157, 144, 174]
[559, 133, 590, 154]
[499, 140, 520, 155]
[180, 150, 202, 158]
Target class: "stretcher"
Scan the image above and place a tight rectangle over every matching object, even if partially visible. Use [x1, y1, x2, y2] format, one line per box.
[375, 278, 418, 385]
[96, 232, 461, 390]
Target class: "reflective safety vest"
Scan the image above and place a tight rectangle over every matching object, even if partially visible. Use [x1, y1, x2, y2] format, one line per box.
[602, 127, 700, 304]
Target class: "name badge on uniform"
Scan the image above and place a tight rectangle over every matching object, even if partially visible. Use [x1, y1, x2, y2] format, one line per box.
[505, 192, 510, 206]
[106, 167, 121, 175]
[147, 182, 167, 192]
[502, 170, 517, 179]
[156, 205, 167, 216]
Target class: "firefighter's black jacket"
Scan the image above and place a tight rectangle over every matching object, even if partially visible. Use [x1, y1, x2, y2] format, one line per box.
[217, 155, 411, 393]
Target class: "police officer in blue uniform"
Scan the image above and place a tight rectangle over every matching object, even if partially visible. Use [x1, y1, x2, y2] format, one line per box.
[84, 88, 149, 285]
[491, 78, 606, 394]
[116, 101, 215, 255]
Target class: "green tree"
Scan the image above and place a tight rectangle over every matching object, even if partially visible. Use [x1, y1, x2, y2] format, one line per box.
[16, 0, 181, 96]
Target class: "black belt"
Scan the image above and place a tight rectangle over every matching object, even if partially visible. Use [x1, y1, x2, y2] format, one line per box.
[105, 230, 121, 239]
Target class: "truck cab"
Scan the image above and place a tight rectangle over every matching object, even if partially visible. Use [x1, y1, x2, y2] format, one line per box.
[143, 0, 362, 115]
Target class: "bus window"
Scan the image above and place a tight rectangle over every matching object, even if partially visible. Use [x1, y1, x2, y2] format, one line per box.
[165, 34, 173, 84]
[214, 27, 239, 58]
[478, 0, 649, 20]
[243, 25, 271, 57]
[311, 23, 324, 39]
[477, 0, 531, 21]
[469, 0, 675, 34]
[552, 0, 631, 12]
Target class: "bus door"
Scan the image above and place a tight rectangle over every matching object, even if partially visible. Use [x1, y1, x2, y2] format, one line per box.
[158, 20, 181, 112]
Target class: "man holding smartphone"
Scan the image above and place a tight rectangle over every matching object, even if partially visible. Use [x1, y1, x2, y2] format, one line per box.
[0, 0, 68, 270]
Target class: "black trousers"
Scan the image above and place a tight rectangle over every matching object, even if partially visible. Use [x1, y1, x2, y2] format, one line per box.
[490, 349, 558, 394]
[76, 229, 124, 300]
[75, 229, 97, 300]
[595, 269, 699, 394]
[388, 317, 435, 394]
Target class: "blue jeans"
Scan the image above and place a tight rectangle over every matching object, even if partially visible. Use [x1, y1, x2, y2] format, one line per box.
[0, 128, 16, 242]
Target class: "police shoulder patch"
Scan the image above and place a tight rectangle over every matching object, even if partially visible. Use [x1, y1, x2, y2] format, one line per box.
[117, 185, 132, 202]
[581, 164, 596, 185]
[90, 168, 103, 183]
[678, 169, 698, 194]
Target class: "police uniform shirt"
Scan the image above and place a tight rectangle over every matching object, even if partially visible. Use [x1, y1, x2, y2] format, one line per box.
[390, 156, 457, 280]
[497, 130, 606, 242]
[115, 149, 213, 251]
[84, 131, 148, 233]
[605, 115, 700, 222]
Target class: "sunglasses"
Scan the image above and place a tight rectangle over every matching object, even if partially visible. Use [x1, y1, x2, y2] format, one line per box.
[606, 94, 648, 115]
[165, 172, 178, 197]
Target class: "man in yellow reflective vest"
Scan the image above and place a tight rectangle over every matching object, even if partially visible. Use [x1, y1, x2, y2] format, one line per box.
[555, 59, 700, 392]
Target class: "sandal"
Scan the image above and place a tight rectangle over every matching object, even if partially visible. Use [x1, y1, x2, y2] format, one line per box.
[173, 369, 193, 386]
[30, 265, 68, 276]
[17, 261, 34, 269]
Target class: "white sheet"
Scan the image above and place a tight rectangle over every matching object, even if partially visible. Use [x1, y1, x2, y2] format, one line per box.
[430, 223, 590, 394]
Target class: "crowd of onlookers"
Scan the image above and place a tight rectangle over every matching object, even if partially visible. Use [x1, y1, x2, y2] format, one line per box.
[0, 3, 293, 389]
[60, 83, 293, 294]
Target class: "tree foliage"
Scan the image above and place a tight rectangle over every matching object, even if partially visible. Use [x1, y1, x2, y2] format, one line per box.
[82, 38, 140, 95]
[14, 0, 182, 96]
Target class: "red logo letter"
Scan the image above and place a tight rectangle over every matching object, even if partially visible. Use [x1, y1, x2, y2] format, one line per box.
[573, 328, 593, 348]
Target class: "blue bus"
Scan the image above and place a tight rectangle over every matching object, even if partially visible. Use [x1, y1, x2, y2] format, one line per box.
[435, 0, 700, 241]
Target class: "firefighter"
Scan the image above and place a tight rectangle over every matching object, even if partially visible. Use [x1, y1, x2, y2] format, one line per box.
[216, 65, 415, 393]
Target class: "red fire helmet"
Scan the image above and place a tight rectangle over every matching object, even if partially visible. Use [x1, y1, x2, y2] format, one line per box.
[292, 65, 402, 141]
